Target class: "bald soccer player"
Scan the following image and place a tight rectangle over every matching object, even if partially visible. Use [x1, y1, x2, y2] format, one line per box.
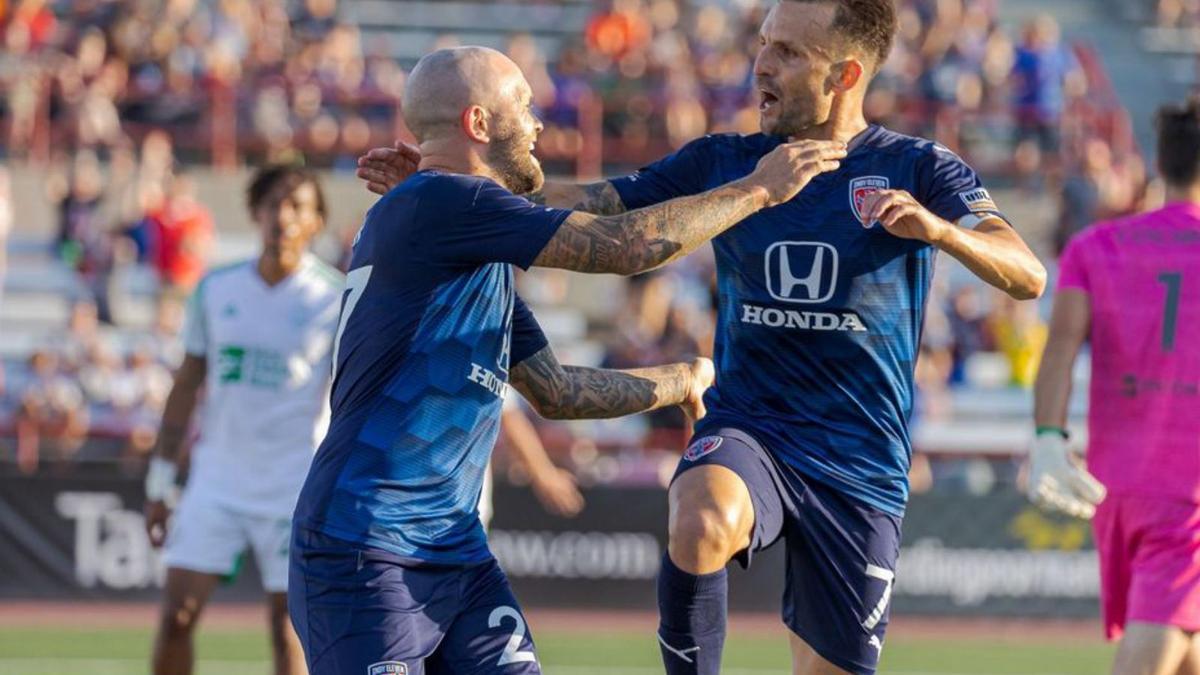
[288, 47, 845, 675]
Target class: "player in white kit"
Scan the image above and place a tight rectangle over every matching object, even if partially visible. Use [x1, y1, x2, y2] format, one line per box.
[143, 165, 342, 675]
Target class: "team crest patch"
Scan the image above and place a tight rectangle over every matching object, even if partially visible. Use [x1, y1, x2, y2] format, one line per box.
[684, 436, 724, 461]
[849, 176, 889, 225]
[368, 662, 409, 675]
[959, 188, 997, 213]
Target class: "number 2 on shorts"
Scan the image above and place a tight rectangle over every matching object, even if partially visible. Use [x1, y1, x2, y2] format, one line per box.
[488, 606, 537, 666]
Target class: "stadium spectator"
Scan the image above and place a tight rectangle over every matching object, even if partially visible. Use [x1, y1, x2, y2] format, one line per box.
[1009, 16, 1085, 169]
[145, 172, 214, 297]
[14, 348, 90, 474]
[0, 166, 11, 315]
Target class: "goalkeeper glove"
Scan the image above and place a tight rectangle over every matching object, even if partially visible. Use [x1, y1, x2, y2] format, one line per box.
[1026, 428, 1106, 519]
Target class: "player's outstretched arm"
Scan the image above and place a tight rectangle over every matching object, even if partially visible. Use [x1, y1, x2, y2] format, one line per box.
[501, 406, 585, 517]
[510, 346, 714, 422]
[143, 354, 207, 547]
[859, 190, 1047, 300]
[1028, 289, 1106, 518]
[527, 181, 629, 215]
[356, 141, 629, 215]
[532, 140, 846, 275]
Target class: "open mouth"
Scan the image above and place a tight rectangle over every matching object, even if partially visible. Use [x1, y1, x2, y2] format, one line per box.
[759, 90, 780, 112]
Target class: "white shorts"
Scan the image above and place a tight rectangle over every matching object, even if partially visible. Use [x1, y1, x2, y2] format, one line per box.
[163, 488, 292, 592]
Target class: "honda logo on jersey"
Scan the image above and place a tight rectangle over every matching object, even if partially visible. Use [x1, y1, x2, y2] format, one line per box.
[765, 241, 838, 304]
[850, 176, 889, 225]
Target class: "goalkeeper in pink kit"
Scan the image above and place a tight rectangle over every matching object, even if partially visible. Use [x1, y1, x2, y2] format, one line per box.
[1032, 98, 1200, 675]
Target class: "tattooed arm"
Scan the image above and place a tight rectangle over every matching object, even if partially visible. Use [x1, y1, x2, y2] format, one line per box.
[532, 140, 847, 275]
[526, 181, 628, 215]
[510, 347, 713, 422]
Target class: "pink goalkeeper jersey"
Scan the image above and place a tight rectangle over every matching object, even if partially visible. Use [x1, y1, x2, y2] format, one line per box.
[1057, 201, 1200, 502]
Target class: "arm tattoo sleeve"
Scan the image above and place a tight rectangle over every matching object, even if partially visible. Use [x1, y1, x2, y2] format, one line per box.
[532, 183, 764, 275]
[526, 181, 627, 214]
[510, 346, 692, 420]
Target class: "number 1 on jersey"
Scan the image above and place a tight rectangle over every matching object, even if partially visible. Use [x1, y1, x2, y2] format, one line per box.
[332, 266, 373, 382]
[1158, 272, 1182, 353]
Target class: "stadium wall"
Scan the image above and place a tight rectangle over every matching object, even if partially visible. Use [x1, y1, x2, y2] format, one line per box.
[0, 470, 1100, 618]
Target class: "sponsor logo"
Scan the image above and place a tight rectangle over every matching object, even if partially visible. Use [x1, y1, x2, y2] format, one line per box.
[764, 241, 838, 304]
[467, 363, 508, 398]
[368, 662, 408, 675]
[740, 303, 868, 332]
[683, 436, 724, 462]
[959, 188, 997, 213]
[849, 176, 889, 225]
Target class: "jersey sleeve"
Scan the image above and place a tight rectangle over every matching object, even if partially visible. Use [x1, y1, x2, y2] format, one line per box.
[510, 293, 549, 367]
[1056, 232, 1092, 293]
[431, 179, 572, 270]
[181, 281, 208, 357]
[609, 135, 718, 209]
[915, 147, 1006, 227]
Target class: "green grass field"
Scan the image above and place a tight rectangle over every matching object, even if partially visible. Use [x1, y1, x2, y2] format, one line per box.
[0, 626, 1114, 674]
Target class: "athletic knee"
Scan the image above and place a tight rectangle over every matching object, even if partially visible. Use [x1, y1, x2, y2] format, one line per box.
[157, 600, 202, 641]
[669, 505, 746, 565]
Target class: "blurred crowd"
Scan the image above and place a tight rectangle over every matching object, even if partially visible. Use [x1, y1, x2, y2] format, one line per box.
[1155, 0, 1200, 28]
[0, 0, 1161, 481]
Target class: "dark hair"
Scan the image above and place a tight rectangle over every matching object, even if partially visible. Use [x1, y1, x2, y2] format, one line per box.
[1157, 97, 1200, 188]
[786, 0, 897, 69]
[246, 163, 328, 219]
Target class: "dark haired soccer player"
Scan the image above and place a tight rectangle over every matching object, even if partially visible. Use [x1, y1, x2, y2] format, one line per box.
[1032, 99, 1200, 675]
[290, 45, 842, 675]
[144, 165, 343, 675]
[360, 3, 1045, 673]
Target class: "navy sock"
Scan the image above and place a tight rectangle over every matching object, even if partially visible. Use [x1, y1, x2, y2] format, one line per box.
[656, 552, 728, 675]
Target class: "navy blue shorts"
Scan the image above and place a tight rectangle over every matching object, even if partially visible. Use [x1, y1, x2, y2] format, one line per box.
[674, 427, 902, 675]
[288, 528, 540, 675]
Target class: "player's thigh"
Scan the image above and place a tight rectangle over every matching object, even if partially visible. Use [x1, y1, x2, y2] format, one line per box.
[157, 567, 222, 634]
[789, 632, 854, 675]
[1112, 622, 1192, 675]
[668, 429, 787, 568]
[783, 477, 901, 675]
[289, 530, 449, 675]
[428, 560, 540, 675]
[163, 490, 249, 581]
[245, 512, 293, 593]
[1178, 633, 1200, 675]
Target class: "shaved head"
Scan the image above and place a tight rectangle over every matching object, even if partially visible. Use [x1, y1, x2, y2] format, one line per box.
[404, 46, 525, 141]
[403, 46, 545, 194]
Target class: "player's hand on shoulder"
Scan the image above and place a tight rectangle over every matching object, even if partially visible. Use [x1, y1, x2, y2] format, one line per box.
[740, 140, 846, 208]
[1024, 431, 1107, 519]
[859, 190, 951, 244]
[356, 140, 422, 195]
[680, 357, 715, 422]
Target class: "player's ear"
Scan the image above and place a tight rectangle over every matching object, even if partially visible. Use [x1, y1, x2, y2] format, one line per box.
[461, 105, 490, 143]
[830, 59, 865, 93]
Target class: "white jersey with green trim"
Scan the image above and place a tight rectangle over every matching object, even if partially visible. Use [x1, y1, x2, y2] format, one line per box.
[182, 254, 344, 517]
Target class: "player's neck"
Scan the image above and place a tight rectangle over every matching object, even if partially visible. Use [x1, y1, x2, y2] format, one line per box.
[1164, 183, 1200, 207]
[257, 253, 300, 287]
[418, 142, 506, 188]
[790, 107, 869, 145]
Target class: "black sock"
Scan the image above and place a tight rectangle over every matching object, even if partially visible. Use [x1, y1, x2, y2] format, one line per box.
[656, 552, 728, 675]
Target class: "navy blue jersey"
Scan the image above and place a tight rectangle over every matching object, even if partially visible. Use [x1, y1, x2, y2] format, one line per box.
[294, 170, 569, 564]
[611, 127, 1003, 515]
